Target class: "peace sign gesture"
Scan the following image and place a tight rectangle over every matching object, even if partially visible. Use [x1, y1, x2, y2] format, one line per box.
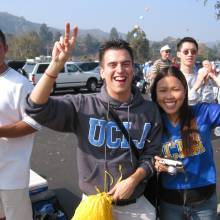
[51, 23, 78, 69]
[29, 23, 78, 104]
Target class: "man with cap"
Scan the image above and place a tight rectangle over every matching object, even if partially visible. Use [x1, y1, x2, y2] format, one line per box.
[147, 45, 172, 93]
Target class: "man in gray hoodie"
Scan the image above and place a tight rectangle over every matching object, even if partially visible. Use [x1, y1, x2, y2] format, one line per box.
[26, 23, 162, 220]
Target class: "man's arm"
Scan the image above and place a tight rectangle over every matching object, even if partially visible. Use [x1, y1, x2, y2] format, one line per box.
[108, 103, 162, 201]
[148, 60, 159, 82]
[30, 23, 78, 105]
[209, 72, 220, 87]
[0, 121, 37, 138]
[192, 69, 209, 91]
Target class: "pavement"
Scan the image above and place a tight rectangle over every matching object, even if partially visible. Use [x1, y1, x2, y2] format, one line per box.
[31, 128, 220, 220]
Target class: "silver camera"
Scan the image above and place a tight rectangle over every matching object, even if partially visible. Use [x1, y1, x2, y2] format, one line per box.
[159, 158, 184, 175]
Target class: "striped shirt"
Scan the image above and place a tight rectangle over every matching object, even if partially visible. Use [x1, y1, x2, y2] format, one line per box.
[151, 58, 172, 75]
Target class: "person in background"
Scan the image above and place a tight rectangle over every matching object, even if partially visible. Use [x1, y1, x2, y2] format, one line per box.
[198, 60, 217, 101]
[0, 30, 41, 220]
[177, 37, 215, 105]
[25, 23, 162, 220]
[151, 66, 220, 220]
[149, 45, 172, 83]
[143, 60, 153, 78]
[171, 57, 180, 69]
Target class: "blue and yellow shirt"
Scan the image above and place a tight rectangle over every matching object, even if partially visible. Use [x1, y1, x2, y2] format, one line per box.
[161, 103, 220, 190]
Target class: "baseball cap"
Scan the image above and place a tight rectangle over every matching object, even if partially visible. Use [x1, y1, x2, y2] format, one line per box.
[160, 45, 171, 53]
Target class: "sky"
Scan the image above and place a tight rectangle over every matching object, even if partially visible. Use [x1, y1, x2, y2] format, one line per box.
[1, 0, 220, 43]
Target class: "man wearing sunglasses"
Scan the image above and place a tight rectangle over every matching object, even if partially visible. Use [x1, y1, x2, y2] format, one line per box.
[147, 45, 172, 91]
[177, 37, 216, 105]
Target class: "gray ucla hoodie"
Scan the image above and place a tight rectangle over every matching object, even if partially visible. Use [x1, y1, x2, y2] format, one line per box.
[26, 85, 162, 201]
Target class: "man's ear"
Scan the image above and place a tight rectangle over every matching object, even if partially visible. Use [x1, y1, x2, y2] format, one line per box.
[177, 51, 181, 59]
[100, 67, 105, 80]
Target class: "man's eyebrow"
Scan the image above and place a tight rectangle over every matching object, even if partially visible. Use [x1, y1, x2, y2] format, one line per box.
[107, 60, 131, 64]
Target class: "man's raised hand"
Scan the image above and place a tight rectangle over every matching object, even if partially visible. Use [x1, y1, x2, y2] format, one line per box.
[52, 23, 78, 65]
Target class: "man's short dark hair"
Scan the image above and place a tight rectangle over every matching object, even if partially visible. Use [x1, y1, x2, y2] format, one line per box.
[99, 39, 134, 65]
[177, 37, 198, 51]
[0, 30, 6, 46]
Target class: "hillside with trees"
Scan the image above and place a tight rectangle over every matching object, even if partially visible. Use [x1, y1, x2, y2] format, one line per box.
[1, 11, 220, 63]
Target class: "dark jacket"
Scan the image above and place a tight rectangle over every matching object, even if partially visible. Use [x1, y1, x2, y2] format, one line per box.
[26, 86, 162, 200]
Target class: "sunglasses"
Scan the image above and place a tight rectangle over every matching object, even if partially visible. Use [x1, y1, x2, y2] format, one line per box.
[181, 49, 197, 56]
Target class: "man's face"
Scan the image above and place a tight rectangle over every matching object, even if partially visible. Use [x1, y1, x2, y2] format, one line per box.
[161, 49, 171, 60]
[100, 49, 134, 102]
[177, 42, 197, 68]
[0, 41, 8, 65]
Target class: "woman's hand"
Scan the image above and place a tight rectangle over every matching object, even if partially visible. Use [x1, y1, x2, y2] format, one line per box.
[154, 155, 168, 173]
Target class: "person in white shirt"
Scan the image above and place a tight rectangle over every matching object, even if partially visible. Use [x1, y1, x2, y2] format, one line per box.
[0, 30, 41, 220]
[198, 60, 218, 102]
[177, 37, 216, 105]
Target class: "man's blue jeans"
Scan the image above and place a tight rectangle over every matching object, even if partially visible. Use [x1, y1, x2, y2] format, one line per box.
[160, 192, 217, 220]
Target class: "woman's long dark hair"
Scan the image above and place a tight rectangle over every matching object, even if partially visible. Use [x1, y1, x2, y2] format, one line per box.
[151, 66, 199, 156]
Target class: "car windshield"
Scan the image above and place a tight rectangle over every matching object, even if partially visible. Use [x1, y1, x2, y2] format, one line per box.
[75, 62, 99, 72]
[22, 63, 36, 74]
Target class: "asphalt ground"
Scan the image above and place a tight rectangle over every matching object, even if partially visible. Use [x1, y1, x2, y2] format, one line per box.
[30, 127, 220, 220]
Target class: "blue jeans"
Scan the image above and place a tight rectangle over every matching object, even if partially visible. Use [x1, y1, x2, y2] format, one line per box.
[160, 192, 217, 220]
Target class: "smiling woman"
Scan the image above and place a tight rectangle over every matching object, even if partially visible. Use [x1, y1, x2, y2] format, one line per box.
[155, 73, 186, 124]
[151, 66, 220, 220]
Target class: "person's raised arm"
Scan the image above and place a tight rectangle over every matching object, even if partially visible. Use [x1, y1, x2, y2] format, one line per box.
[209, 72, 220, 87]
[30, 23, 78, 104]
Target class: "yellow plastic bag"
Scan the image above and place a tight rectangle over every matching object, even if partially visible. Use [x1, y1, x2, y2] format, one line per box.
[71, 192, 115, 220]
[72, 165, 122, 220]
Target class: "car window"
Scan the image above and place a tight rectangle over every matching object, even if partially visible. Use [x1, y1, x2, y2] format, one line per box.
[37, 64, 49, 74]
[67, 64, 78, 73]
[76, 62, 99, 71]
[36, 64, 64, 74]
[22, 63, 36, 74]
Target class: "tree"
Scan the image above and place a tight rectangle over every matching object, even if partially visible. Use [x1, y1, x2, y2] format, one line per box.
[204, 0, 220, 19]
[39, 23, 53, 55]
[83, 34, 100, 55]
[197, 43, 209, 60]
[127, 27, 149, 63]
[53, 31, 62, 42]
[109, 27, 119, 40]
[8, 32, 43, 59]
[215, 1, 220, 19]
[39, 23, 53, 43]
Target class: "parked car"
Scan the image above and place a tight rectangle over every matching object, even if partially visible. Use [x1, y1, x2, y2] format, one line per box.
[22, 61, 102, 93]
[73, 61, 99, 72]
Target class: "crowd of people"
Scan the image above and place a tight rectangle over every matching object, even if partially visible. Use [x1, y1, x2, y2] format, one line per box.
[1, 22, 220, 220]
[143, 41, 220, 105]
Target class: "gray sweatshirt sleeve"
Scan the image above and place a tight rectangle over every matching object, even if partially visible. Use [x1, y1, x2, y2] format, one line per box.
[137, 103, 162, 178]
[25, 94, 81, 133]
